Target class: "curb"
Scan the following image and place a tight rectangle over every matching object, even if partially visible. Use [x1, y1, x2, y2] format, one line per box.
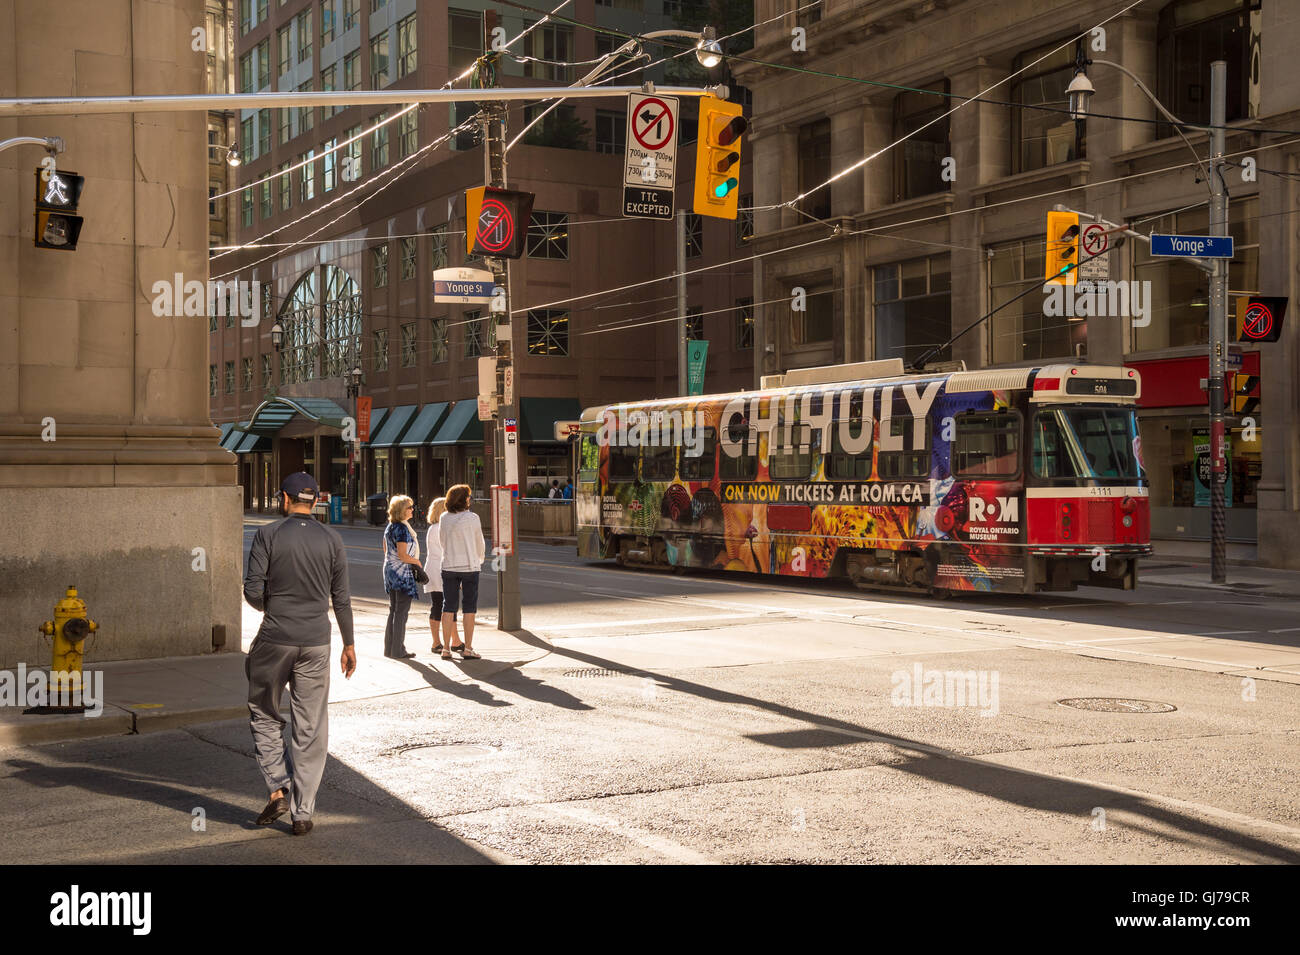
[0, 711, 135, 748]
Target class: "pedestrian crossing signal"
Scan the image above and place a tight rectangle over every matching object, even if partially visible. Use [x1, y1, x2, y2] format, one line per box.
[33, 168, 86, 251]
[1232, 373, 1260, 415]
[692, 96, 746, 220]
[1044, 211, 1079, 286]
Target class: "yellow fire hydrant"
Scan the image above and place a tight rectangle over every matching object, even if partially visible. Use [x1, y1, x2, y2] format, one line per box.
[38, 585, 98, 697]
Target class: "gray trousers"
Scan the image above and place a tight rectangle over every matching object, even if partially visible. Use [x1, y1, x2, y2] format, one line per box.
[246, 639, 330, 821]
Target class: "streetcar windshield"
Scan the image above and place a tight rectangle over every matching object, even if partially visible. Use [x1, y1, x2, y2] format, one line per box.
[1032, 407, 1144, 480]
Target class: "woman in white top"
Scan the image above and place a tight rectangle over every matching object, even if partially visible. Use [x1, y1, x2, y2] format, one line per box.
[439, 483, 486, 660]
[424, 496, 461, 655]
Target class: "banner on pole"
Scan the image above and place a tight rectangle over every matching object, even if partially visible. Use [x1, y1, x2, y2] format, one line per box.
[687, 339, 709, 396]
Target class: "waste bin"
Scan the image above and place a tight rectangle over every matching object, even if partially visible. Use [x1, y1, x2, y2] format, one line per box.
[367, 492, 388, 526]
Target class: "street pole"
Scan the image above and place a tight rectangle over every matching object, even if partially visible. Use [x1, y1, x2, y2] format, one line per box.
[677, 208, 687, 395]
[1208, 60, 1228, 584]
[480, 35, 521, 632]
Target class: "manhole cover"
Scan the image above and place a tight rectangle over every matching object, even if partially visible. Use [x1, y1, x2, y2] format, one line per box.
[394, 742, 500, 762]
[1057, 698, 1177, 713]
[562, 667, 634, 679]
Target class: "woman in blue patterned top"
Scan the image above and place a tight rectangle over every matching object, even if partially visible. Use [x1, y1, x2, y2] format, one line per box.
[382, 494, 422, 659]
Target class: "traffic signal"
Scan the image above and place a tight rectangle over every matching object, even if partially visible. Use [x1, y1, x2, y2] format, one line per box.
[34, 167, 85, 251]
[1232, 373, 1260, 415]
[1044, 210, 1079, 286]
[692, 96, 746, 220]
[465, 185, 535, 259]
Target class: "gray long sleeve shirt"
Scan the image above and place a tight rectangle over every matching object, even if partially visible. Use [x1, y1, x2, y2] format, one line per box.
[243, 513, 354, 647]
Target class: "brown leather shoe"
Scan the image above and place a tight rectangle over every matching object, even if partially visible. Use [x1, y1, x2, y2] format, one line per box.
[292, 819, 313, 836]
[256, 794, 288, 826]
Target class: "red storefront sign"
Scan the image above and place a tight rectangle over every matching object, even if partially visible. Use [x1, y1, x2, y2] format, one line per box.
[1128, 352, 1260, 409]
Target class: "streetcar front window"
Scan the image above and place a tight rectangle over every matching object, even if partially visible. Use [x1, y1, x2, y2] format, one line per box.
[1033, 407, 1144, 480]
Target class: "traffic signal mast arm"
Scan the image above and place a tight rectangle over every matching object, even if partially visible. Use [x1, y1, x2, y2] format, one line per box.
[1052, 203, 1215, 275]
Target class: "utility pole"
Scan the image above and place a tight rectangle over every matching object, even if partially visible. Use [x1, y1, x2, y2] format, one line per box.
[482, 15, 521, 631]
[677, 208, 687, 394]
[1207, 60, 1229, 583]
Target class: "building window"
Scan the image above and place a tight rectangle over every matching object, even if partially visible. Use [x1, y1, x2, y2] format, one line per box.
[1156, 0, 1256, 133]
[343, 0, 358, 31]
[791, 285, 834, 345]
[241, 356, 253, 391]
[321, 65, 337, 118]
[262, 283, 273, 322]
[430, 224, 448, 270]
[431, 318, 447, 362]
[450, 101, 478, 151]
[297, 80, 314, 134]
[400, 322, 417, 367]
[893, 82, 951, 202]
[398, 109, 417, 158]
[240, 117, 254, 164]
[299, 150, 316, 201]
[322, 138, 337, 191]
[321, 0, 335, 44]
[344, 50, 360, 91]
[210, 310, 218, 333]
[342, 124, 362, 180]
[527, 211, 569, 259]
[209, 181, 220, 219]
[464, 310, 485, 357]
[322, 266, 361, 379]
[685, 212, 703, 258]
[224, 360, 236, 394]
[400, 237, 417, 280]
[798, 119, 832, 219]
[1011, 38, 1083, 174]
[449, 8, 481, 76]
[261, 353, 272, 389]
[239, 52, 253, 94]
[371, 113, 389, 168]
[277, 25, 291, 75]
[259, 180, 272, 219]
[278, 161, 292, 210]
[523, 21, 574, 83]
[372, 244, 388, 287]
[254, 109, 270, 159]
[1133, 197, 1259, 352]
[370, 31, 389, 89]
[595, 110, 625, 154]
[685, 306, 703, 341]
[372, 0, 386, 10]
[240, 0, 252, 34]
[372, 328, 389, 371]
[257, 39, 270, 89]
[521, 103, 589, 151]
[527, 309, 569, 355]
[873, 255, 951, 366]
[397, 14, 417, 77]
[987, 239, 1077, 364]
[241, 187, 254, 227]
[735, 298, 753, 349]
[278, 107, 291, 145]
[280, 271, 319, 384]
[737, 194, 754, 245]
[296, 8, 313, 63]
[209, 364, 217, 397]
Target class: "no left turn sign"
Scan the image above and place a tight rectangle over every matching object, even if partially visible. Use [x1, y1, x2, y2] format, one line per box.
[624, 94, 679, 190]
[1081, 223, 1108, 256]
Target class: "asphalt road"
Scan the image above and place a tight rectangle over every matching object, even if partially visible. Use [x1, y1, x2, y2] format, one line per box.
[0, 522, 1296, 864]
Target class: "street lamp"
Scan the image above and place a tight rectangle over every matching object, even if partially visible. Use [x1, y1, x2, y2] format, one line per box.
[345, 362, 364, 523]
[270, 320, 284, 350]
[208, 142, 241, 166]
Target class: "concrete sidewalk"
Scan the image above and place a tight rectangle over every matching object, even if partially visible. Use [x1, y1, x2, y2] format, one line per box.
[0, 597, 551, 748]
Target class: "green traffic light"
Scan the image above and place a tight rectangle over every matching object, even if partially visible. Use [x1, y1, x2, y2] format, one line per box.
[713, 177, 738, 199]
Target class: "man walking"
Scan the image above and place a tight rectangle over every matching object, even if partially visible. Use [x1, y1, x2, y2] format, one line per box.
[243, 471, 356, 836]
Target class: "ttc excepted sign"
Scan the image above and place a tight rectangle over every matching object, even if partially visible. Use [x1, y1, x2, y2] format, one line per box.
[623, 94, 678, 220]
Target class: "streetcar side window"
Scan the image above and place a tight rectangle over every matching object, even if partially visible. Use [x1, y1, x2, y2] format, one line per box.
[768, 424, 814, 481]
[878, 416, 930, 480]
[680, 427, 717, 482]
[719, 421, 756, 480]
[642, 444, 677, 482]
[578, 435, 599, 483]
[827, 430, 870, 479]
[609, 445, 638, 481]
[953, 411, 1021, 478]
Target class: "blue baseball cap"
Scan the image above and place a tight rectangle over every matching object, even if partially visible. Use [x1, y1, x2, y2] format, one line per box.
[280, 471, 318, 504]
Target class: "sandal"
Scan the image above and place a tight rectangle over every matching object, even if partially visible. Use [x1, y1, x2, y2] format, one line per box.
[450, 643, 465, 652]
[461, 648, 481, 660]
[441, 649, 453, 660]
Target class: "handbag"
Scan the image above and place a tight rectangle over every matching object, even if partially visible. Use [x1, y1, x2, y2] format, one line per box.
[413, 566, 430, 585]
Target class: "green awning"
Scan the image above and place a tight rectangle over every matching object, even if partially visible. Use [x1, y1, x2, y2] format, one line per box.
[216, 422, 237, 448]
[368, 404, 418, 447]
[398, 402, 451, 447]
[520, 397, 583, 443]
[233, 430, 271, 453]
[362, 407, 388, 446]
[246, 396, 350, 434]
[430, 400, 484, 446]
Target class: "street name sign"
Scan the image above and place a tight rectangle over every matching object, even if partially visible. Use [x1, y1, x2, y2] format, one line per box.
[1151, 233, 1234, 258]
[434, 267, 495, 305]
